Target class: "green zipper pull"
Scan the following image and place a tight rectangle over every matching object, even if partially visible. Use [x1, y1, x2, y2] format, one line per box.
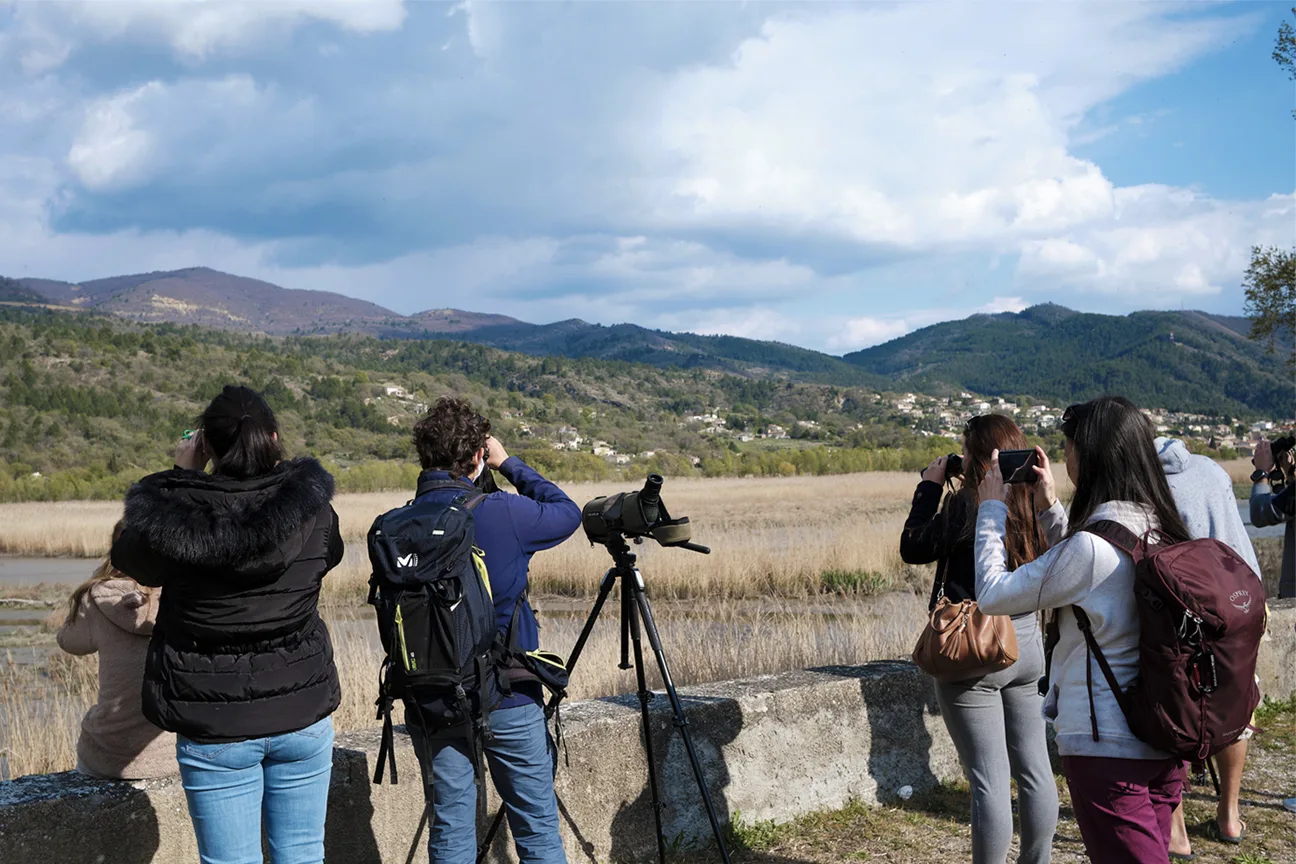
[395, 604, 416, 672]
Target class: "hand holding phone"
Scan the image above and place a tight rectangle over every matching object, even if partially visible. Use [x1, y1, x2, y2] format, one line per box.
[999, 449, 1041, 485]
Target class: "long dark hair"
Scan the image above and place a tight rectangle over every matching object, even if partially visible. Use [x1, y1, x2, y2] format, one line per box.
[954, 414, 1046, 568]
[199, 385, 282, 480]
[1061, 396, 1191, 544]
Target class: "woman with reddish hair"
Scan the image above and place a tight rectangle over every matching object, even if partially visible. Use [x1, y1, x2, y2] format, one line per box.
[902, 414, 1058, 864]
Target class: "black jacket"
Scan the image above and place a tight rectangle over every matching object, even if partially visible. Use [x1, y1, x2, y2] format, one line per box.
[900, 480, 975, 612]
[111, 457, 344, 743]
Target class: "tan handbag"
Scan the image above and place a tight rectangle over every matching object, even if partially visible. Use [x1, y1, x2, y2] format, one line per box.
[912, 583, 1018, 682]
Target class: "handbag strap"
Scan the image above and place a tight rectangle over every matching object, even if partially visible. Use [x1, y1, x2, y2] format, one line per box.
[928, 598, 977, 633]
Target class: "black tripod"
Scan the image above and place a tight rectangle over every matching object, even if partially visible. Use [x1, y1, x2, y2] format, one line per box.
[552, 534, 732, 864]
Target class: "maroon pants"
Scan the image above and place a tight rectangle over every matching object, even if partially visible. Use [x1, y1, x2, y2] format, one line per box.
[1062, 755, 1183, 864]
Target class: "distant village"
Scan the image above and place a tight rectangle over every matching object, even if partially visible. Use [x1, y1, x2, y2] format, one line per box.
[886, 391, 1287, 457]
[367, 381, 1290, 466]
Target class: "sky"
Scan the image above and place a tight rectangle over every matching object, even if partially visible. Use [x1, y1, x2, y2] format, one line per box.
[0, 0, 1293, 354]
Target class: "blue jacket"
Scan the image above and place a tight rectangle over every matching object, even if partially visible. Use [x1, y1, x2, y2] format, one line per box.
[414, 457, 581, 708]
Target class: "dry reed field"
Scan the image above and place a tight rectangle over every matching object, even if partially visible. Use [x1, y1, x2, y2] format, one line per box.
[0, 461, 1260, 781]
[325, 472, 945, 603]
[0, 472, 948, 778]
[2, 593, 925, 779]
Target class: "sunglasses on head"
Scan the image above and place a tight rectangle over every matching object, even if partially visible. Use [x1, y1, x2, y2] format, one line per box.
[1061, 403, 1085, 437]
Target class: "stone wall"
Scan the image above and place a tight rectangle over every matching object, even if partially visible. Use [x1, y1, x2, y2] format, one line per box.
[2, 599, 1293, 864]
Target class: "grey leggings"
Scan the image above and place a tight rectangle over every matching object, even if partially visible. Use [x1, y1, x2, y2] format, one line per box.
[934, 617, 1059, 864]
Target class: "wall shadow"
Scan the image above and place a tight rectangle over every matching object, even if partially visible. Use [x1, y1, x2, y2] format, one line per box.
[324, 746, 385, 863]
[811, 662, 941, 805]
[607, 692, 742, 864]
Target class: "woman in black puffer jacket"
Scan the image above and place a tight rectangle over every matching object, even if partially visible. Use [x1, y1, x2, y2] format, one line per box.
[112, 385, 342, 864]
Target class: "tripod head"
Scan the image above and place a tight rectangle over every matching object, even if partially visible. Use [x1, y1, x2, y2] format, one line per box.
[581, 474, 710, 554]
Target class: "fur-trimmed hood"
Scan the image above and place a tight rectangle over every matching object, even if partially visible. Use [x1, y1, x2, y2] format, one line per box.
[121, 457, 335, 573]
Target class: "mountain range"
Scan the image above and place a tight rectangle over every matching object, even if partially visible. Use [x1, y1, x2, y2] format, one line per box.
[9, 267, 1292, 417]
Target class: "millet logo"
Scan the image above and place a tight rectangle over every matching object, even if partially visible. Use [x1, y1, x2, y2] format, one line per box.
[1228, 589, 1252, 614]
[397, 553, 419, 569]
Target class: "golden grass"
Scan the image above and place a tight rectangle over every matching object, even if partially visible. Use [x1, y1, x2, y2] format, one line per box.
[1, 650, 97, 779]
[2, 594, 927, 780]
[1219, 458, 1256, 485]
[322, 473, 935, 604]
[0, 467, 1075, 564]
[0, 501, 123, 557]
[322, 469, 1076, 604]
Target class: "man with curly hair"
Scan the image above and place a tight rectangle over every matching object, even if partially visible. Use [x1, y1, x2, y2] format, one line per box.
[407, 396, 579, 864]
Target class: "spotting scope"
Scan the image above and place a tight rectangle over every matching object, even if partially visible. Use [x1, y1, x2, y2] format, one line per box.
[580, 474, 709, 553]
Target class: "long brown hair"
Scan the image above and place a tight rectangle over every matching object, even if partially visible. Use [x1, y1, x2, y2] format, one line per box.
[65, 521, 137, 625]
[955, 414, 1047, 568]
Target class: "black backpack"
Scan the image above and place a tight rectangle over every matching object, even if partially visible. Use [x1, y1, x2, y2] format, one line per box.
[367, 483, 507, 800]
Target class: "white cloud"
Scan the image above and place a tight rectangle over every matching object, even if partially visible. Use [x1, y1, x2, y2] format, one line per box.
[0, 2, 1287, 353]
[67, 82, 163, 190]
[9, 1, 407, 65]
[1019, 189, 1296, 296]
[651, 2, 1251, 259]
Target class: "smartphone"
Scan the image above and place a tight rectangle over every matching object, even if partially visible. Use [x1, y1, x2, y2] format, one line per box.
[999, 449, 1040, 485]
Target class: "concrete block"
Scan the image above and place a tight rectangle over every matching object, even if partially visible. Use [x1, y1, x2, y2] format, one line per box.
[3, 603, 1293, 864]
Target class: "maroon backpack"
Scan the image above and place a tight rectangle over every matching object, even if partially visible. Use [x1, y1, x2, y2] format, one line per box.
[1073, 521, 1265, 761]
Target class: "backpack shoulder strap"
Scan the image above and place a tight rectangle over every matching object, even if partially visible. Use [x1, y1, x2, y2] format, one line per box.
[1071, 605, 1131, 742]
[463, 492, 487, 512]
[1082, 520, 1141, 555]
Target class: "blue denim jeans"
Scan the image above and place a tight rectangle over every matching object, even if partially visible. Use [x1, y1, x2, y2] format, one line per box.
[176, 716, 334, 864]
[408, 703, 567, 864]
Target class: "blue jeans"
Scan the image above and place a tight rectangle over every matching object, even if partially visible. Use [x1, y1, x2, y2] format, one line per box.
[177, 716, 334, 864]
[408, 703, 567, 864]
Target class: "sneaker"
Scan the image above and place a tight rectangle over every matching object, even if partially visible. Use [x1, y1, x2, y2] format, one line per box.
[1284, 797, 1296, 814]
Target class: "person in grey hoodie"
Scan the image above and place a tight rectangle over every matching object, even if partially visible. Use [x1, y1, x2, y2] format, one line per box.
[976, 398, 1195, 864]
[1155, 437, 1261, 855]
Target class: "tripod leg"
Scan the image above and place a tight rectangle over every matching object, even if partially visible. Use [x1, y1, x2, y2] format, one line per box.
[546, 567, 617, 722]
[626, 584, 669, 864]
[564, 567, 618, 680]
[631, 578, 733, 864]
[620, 572, 632, 670]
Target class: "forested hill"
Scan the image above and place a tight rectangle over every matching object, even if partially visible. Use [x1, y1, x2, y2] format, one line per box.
[445, 318, 882, 384]
[10, 267, 879, 386]
[0, 276, 46, 304]
[843, 304, 1293, 417]
[7, 267, 1289, 416]
[0, 307, 948, 501]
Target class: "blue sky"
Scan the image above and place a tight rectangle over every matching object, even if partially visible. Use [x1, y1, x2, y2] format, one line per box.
[0, 0, 1292, 353]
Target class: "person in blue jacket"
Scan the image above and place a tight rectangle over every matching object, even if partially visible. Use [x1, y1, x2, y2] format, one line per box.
[407, 396, 580, 864]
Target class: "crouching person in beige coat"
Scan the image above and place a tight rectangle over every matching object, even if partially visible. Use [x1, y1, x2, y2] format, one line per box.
[57, 522, 176, 780]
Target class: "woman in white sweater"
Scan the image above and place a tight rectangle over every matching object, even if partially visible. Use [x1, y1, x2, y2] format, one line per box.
[974, 397, 1195, 864]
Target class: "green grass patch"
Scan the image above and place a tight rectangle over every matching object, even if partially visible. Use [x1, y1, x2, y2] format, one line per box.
[1254, 693, 1296, 727]
[724, 810, 788, 851]
[1229, 854, 1276, 864]
[821, 569, 891, 595]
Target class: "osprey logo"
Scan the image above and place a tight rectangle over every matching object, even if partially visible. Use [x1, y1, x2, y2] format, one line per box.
[1229, 589, 1252, 614]
[397, 553, 419, 569]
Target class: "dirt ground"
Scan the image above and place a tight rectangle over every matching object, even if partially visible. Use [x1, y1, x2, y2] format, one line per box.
[689, 697, 1296, 864]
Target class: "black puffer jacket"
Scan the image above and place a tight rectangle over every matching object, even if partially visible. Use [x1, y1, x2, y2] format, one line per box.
[111, 458, 344, 743]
